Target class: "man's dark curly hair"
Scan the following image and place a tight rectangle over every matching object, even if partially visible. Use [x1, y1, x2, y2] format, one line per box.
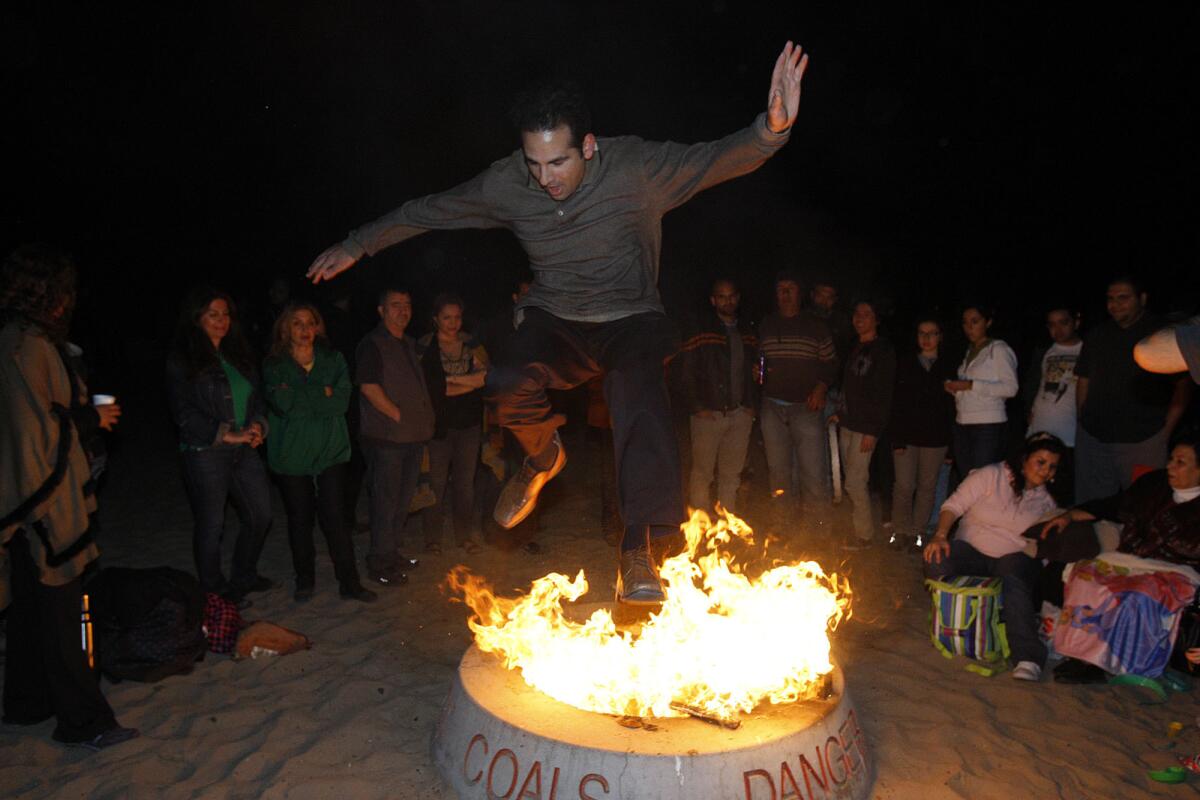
[509, 80, 592, 150]
[0, 243, 78, 342]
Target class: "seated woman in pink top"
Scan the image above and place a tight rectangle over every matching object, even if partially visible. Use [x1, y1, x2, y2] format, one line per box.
[924, 433, 1067, 682]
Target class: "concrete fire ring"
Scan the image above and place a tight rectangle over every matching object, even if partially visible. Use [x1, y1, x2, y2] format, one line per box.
[431, 616, 873, 799]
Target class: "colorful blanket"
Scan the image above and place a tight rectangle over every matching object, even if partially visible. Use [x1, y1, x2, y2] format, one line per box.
[1054, 559, 1198, 678]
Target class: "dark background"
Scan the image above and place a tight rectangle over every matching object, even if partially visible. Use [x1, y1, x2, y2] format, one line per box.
[4, 1, 1197, 393]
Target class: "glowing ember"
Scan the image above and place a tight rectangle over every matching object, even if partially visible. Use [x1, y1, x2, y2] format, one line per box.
[445, 508, 851, 721]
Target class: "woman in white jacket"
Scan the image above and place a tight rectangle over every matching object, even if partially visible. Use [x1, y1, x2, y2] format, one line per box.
[945, 305, 1018, 478]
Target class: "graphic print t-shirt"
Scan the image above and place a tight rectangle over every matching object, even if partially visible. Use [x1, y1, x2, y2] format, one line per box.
[1027, 341, 1082, 445]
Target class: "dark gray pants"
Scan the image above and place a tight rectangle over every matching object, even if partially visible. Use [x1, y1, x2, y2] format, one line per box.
[363, 441, 423, 572]
[425, 425, 482, 546]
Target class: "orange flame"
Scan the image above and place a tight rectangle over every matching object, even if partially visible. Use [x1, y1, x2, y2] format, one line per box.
[445, 508, 851, 720]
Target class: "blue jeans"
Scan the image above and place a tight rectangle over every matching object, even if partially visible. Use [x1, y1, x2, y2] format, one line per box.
[181, 446, 273, 595]
[363, 442, 424, 572]
[924, 538, 1046, 666]
[953, 422, 1006, 480]
[760, 399, 830, 520]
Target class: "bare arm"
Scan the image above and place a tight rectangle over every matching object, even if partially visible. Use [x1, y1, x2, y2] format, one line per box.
[360, 383, 401, 423]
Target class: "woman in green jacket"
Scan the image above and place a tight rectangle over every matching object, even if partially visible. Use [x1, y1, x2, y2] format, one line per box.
[264, 303, 375, 603]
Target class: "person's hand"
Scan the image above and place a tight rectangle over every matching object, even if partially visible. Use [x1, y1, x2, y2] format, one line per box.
[1186, 648, 1200, 666]
[860, 434, 876, 453]
[390, 408, 402, 424]
[221, 429, 253, 445]
[827, 413, 840, 426]
[246, 422, 265, 448]
[1040, 513, 1071, 540]
[96, 403, 122, 431]
[766, 41, 810, 134]
[924, 535, 951, 564]
[695, 410, 718, 420]
[307, 243, 358, 284]
[944, 379, 972, 394]
[324, 385, 333, 397]
[805, 382, 827, 412]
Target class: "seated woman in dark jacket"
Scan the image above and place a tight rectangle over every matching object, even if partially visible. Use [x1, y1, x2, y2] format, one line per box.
[165, 287, 273, 608]
[1040, 431, 1200, 681]
[1040, 432, 1200, 567]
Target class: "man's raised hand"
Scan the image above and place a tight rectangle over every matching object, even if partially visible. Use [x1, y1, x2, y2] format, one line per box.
[767, 41, 809, 134]
[307, 242, 358, 284]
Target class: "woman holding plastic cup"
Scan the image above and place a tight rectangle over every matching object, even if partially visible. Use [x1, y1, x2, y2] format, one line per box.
[166, 287, 273, 608]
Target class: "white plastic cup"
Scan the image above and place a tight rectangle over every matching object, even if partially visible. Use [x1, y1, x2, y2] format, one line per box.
[92, 394, 116, 406]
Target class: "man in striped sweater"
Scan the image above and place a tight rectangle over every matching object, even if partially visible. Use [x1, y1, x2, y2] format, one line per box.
[757, 271, 838, 535]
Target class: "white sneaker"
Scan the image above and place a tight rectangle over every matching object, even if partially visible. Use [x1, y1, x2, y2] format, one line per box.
[1012, 661, 1043, 682]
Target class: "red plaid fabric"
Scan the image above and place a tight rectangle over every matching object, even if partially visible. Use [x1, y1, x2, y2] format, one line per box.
[203, 592, 243, 654]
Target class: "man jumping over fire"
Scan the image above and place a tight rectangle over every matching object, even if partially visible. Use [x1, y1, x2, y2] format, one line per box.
[308, 42, 809, 606]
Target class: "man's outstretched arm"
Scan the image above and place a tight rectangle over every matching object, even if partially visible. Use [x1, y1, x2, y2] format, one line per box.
[645, 41, 809, 212]
[307, 167, 506, 283]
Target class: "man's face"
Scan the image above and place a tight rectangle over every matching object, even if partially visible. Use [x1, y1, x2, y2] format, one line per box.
[710, 282, 740, 320]
[522, 125, 596, 202]
[1045, 309, 1079, 344]
[378, 292, 413, 337]
[811, 284, 837, 313]
[852, 303, 878, 338]
[775, 280, 801, 317]
[1106, 282, 1146, 328]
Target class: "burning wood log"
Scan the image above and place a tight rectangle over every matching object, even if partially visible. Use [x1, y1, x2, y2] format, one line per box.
[669, 702, 741, 730]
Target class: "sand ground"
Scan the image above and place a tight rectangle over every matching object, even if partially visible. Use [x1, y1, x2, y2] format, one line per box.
[2, 409, 1197, 799]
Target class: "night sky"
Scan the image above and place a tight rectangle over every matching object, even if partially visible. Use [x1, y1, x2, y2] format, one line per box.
[5, 1, 1197, 385]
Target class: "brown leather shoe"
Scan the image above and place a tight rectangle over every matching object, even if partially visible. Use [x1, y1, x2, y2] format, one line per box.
[493, 433, 566, 530]
[615, 546, 665, 606]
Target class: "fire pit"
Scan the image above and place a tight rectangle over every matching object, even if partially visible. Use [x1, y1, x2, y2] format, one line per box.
[433, 511, 873, 799]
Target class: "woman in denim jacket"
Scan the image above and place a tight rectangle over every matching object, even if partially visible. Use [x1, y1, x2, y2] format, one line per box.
[166, 287, 273, 608]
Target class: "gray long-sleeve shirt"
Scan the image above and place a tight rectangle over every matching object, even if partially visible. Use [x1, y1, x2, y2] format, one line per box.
[342, 114, 790, 322]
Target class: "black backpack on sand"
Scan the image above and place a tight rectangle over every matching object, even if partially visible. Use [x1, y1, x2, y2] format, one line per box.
[88, 566, 207, 683]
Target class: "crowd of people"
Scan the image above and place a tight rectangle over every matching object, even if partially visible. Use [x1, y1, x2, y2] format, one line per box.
[159, 266, 1196, 632]
[3, 38, 1198, 757]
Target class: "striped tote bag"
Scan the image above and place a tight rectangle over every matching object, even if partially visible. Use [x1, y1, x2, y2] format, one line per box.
[925, 576, 1010, 664]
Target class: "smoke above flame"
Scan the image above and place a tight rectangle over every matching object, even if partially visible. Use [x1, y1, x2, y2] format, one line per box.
[445, 508, 851, 721]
